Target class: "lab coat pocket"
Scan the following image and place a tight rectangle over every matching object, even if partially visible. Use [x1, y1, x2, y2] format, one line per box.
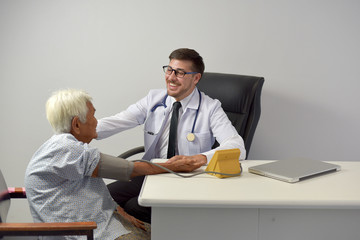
[187, 131, 213, 155]
[143, 123, 160, 147]
[143, 124, 161, 137]
[143, 112, 164, 136]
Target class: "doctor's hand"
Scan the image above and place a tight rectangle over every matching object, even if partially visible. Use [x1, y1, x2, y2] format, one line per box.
[165, 155, 204, 172]
[166, 154, 207, 168]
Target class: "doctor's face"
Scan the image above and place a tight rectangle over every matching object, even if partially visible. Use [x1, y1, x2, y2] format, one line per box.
[165, 59, 201, 101]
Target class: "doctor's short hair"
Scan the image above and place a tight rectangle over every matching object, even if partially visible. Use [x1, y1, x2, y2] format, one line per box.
[169, 48, 205, 76]
[46, 89, 92, 134]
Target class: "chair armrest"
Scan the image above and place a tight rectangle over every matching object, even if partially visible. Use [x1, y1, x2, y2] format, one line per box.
[118, 146, 145, 159]
[0, 222, 97, 232]
[0, 222, 97, 238]
[8, 187, 26, 198]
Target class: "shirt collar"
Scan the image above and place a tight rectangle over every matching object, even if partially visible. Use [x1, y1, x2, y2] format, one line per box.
[169, 88, 198, 110]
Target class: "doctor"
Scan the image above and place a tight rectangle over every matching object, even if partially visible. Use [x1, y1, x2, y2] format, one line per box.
[96, 48, 246, 223]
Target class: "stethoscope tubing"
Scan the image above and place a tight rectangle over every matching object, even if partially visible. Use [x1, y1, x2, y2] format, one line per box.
[150, 89, 201, 135]
[191, 89, 201, 134]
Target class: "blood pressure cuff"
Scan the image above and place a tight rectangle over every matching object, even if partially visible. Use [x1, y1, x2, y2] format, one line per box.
[97, 153, 134, 181]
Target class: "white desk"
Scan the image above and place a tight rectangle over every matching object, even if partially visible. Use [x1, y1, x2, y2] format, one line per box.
[139, 160, 360, 240]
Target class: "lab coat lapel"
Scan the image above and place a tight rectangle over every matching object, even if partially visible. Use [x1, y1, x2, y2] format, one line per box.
[142, 96, 172, 160]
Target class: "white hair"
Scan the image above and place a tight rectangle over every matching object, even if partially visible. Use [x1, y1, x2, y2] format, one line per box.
[46, 89, 93, 134]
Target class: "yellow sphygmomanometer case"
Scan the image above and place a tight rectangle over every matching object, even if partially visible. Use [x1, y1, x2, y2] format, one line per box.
[205, 148, 242, 178]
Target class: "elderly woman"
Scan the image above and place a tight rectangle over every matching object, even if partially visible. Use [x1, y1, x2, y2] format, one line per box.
[25, 89, 202, 240]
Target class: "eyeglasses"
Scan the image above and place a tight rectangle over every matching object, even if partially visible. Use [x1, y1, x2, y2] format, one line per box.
[162, 65, 198, 78]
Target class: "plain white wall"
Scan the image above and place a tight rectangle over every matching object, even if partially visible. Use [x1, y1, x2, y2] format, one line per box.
[1, 0, 359, 222]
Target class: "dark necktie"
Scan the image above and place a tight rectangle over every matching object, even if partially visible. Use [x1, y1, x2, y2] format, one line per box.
[167, 101, 181, 158]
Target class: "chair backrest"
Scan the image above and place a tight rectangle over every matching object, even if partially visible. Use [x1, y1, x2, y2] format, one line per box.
[0, 170, 10, 224]
[197, 72, 264, 158]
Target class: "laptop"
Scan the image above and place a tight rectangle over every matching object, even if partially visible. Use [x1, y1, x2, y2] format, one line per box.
[248, 159, 341, 183]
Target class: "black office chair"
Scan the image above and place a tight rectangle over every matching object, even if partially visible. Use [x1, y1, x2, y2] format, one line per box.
[119, 72, 264, 160]
[0, 169, 97, 239]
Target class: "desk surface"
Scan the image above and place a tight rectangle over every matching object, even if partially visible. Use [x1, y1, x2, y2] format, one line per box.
[139, 160, 360, 209]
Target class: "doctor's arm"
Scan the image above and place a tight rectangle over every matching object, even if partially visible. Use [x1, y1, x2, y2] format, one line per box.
[96, 109, 143, 140]
[207, 101, 246, 160]
[188, 102, 246, 164]
[203, 134, 246, 161]
[96, 96, 149, 140]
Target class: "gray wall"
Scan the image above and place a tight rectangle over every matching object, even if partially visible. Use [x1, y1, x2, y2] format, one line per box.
[1, 0, 359, 222]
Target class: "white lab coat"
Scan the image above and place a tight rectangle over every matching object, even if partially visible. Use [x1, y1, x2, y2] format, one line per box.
[97, 88, 246, 162]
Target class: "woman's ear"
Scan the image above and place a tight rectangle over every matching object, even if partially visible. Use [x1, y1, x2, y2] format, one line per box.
[70, 116, 81, 135]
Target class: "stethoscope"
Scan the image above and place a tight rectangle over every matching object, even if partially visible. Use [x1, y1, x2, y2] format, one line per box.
[150, 89, 201, 142]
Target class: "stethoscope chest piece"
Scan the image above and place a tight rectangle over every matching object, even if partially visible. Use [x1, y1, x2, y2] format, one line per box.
[187, 133, 195, 142]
